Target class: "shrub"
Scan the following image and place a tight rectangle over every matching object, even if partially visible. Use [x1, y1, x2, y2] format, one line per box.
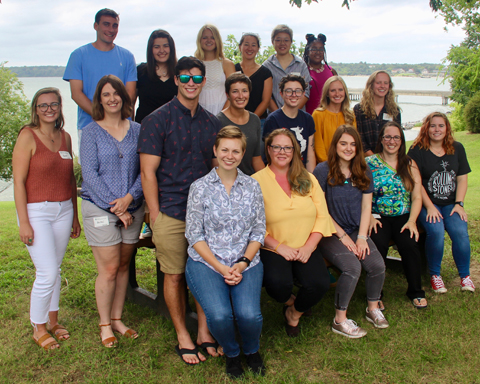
[464, 92, 480, 134]
[449, 102, 467, 132]
[73, 155, 82, 188]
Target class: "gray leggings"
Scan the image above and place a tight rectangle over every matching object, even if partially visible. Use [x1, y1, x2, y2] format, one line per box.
[318, 230, 385, 310]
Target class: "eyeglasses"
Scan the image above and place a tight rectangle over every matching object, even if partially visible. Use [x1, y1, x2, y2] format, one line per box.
[177, 75, 204, 84]
[269, 145, 294, 153]
[274, 39, 291, 44]
[36, 102, 60, 112]
[309, 48, 325, 53]
[383, 135, 401, 142]
[283, 88, 304, 97]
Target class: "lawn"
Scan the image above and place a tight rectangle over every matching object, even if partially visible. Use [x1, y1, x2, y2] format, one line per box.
[0, 132, 479, 383]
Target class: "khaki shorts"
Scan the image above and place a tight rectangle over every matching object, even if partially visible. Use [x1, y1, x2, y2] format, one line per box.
[152, 211, 188, 274]
[82, 200, 145, 247]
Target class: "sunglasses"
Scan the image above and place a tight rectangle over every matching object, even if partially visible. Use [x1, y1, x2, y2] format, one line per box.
[177, 75, 204, 84]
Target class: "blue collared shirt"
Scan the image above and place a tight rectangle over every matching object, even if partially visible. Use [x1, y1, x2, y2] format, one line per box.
[185, 168, 266, 275]
[137, 96, 222, 221]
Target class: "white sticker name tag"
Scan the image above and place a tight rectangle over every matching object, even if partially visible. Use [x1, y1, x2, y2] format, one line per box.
[59, 151, 72, 160]
[94, 216, 110, 227]
[291, 72, 301, 76]
[383, 113, 393, 122]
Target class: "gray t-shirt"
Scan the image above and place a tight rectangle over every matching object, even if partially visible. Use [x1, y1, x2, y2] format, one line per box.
[216, 111, 262, 176]
[313, 161, 374, 235]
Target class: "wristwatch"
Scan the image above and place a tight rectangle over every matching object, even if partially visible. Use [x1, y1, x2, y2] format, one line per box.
[455, 201, 464, 207]
[236, 257, 251, 266]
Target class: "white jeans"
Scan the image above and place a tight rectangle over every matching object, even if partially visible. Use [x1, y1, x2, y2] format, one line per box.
[23, 200, 74, 324]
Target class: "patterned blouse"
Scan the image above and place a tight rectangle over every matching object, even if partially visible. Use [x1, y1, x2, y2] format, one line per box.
[185, 168, 266, 274]
[366, 154, 411, 216]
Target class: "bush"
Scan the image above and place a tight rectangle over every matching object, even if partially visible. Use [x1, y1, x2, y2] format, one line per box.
[73, 155, 82, 188]
[464, 92, 480, 134]
[449, 102, 467, 132]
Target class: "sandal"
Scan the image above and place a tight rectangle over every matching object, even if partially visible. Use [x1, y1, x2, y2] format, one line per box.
[175, 344, 202, 366]
[412, 298, 428, 309]
[33, 333, 59, 351]
[111, 318, 138, 339]
[48, 324, 70, 341]
[99, 323, 118, 348]
[197, 341, 221, 357]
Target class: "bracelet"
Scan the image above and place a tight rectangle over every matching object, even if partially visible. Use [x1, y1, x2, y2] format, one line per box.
[357, 235, 368, 241]
[274, 242, 282, 252]
[236, 256, 251, 266]
[338, 233, 347, 241]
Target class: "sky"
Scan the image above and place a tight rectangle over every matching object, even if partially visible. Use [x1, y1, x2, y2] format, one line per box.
[0, 0, 465, 67]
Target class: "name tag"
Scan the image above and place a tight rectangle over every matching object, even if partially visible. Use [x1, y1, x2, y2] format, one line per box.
[94, 216, 110, 227]
[383, 113, 393, 121]
[59, 151, 72, 160]
[291, 72, 301, 76]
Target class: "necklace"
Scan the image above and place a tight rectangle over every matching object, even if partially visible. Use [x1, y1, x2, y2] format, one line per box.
[309, 64, 325, 73]
[430, 146, 445, 156]
[38, 128, 55, 143]
[156, 66, 167, 78]
[106, 124, 126, 158]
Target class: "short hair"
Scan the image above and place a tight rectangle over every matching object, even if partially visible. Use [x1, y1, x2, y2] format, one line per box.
[194, 24, 224, 61]
[239, 32, 260, 47]
[95, 8, 119, 24]
[271, 24, 293, 43]
[92, 75, 132, 121]
[215, 125, 247, 152]
[175, 56, 206, 77]
[28, 87, 64, 130]
[145, 29, 177, 80]
[279, 74, 306, 93]
[225, 73, 252, 94]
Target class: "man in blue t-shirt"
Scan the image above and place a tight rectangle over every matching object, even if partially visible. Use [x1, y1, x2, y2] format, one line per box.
[63, 8, 137, 157]
[263, 74, 316, 172]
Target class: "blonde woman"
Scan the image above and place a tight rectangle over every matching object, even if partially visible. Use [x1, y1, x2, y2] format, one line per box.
[194, 24, 235, 115]
[312, 76, 356, 163]
[354, 70, 401, 156]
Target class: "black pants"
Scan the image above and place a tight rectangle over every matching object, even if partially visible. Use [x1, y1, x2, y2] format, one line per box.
[260, 248, 330, 313]
[370, 214, 425, 300]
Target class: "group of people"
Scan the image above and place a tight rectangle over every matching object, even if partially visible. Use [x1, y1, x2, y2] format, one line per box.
[12, 7, 474, 380]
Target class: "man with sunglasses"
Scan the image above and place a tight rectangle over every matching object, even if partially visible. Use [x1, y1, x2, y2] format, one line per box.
[138, 56, 222, 366]
[263, 74, 316, 172]
[63, 8, 137, 159]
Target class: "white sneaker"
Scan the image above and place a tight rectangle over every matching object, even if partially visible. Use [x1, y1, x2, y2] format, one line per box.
[461, 276, 475, 292]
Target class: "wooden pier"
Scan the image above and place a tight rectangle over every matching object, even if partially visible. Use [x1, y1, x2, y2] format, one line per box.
[348, 89, 452, 105]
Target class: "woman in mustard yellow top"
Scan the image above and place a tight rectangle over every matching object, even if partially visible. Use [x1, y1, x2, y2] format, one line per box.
[252, 129, 335, 337]
[312, 76, 356, 163]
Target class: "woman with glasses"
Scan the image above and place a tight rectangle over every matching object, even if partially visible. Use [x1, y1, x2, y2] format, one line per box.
[367, 122, 427, 309]
[314, 125, 388, 338]
[408, 112, 474, 293]
[312, 76, 356, 163]
[354, 71, 401, 156]
[194, 24, 235, 115]
[252, 129, 335, 337]
[80, 75, 144, 347]
[303, 33, 336, 115]
[12, 87, 81, 350]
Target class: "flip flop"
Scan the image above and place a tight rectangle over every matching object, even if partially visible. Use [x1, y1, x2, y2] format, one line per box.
[412, 298, 428, 309]
[175, 344, 202, 366]
[197, 341, 220, 357]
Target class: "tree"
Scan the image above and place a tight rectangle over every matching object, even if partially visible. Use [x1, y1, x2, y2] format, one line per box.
[0, 62, 30, 180]
[289, 0, 442, 10]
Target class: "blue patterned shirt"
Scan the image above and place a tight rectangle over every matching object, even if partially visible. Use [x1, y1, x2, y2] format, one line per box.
[80, 121, 143, 213]
[185, 168, 266, 274]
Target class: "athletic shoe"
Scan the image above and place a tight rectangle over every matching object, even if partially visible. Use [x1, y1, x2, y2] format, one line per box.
[226, 355, 244, 379]
[366, 308, 389, 329]
[139, 223, 152, 239]
[332, 318, 367, 338]
[245, 351, 266, 376]
[461, 275, 475, 292]
[431, 275, 447, 293]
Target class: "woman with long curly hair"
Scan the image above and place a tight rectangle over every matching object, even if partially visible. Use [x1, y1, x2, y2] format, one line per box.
[408, 112, 474, 293]
[313, 125, 387, 338]
[367, 122, 427, 309]
[312, 76, 356, 163]
[252, 129, 335, 337]
[354, 70, 401, 156]
[303, 33, 337, 115]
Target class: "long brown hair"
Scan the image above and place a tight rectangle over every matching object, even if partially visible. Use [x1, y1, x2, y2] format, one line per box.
[411, 112, 455, 155]
[265, 129, 312, 196]
[317, 76, 355, 124]
[374, 121, 414, 192]
[327, 125, 370, 190]
[359, 70, 399, 120]
[27, 87, 64, 130]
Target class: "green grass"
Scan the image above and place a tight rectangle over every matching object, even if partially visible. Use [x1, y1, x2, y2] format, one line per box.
[1, 132, 479, 383]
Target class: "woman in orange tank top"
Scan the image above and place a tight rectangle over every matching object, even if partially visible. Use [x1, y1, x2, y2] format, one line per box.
[12, 87, 81, 351]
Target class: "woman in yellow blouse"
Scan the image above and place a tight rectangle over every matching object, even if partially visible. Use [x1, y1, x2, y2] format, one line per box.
[252, 129, 335, 337]
[312, 76, 356, 163]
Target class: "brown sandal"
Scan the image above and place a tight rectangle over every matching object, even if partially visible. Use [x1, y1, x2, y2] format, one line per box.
[99, 323, 118, 348]
[48, 324, 70, 341]
[111, 318, 138, 339]
[33, 333, 59, 351]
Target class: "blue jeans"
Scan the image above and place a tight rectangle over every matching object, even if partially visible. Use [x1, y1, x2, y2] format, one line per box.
[185, 259, 263, 358]
[418, 204, 470, 278]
